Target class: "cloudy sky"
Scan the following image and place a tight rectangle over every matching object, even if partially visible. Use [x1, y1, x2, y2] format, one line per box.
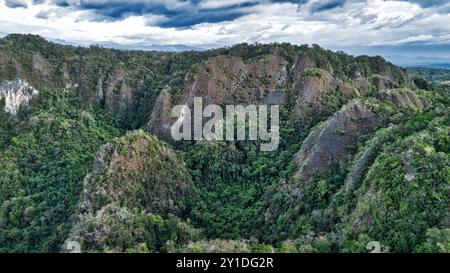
[1, 0, 450, 64]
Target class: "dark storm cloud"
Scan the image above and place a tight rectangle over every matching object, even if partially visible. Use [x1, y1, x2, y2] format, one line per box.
[25, 0, 449, 29]
[310, 0, 345, 12]
[5, 0, 28, 8]
[30, 0, 349, 28]
[42, 0, 261, 28]
[405, 0, 449, 8]
[2, 0, 449, 52]
[157, 5, 255, 28]
[270, 0, 346, 12]
[269, 0, 307, 3]
[403, 0, 450, 14]
[53, 0, 71, 7]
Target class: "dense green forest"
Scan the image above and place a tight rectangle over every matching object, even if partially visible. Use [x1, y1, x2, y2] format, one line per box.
[0, 88, 121, 252]
[408, 67, 450, 88]
[0, 35, 448, 253]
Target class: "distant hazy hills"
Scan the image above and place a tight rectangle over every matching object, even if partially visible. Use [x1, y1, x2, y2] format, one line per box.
[102, 42, 206, 52]
[100, 42, 450, 68]
[340, 44, 450, 69]
[3, 32, 450, 67]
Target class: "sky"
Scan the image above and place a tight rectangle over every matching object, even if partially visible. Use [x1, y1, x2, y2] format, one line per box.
[1, 0, 450, 65]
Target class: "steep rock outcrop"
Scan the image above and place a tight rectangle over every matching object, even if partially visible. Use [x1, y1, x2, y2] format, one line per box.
[344, 126, 398, 196]
[148, 54, 294, 141]
[65, 130, 194, 251]
[262, 89, 433, 244]
[32, 54, 49, 76]
[293, 89, 429, 185]
[78, 130, 192, 215]
[0, 79, 38, 114]
[265, 91, 287, 105]
[104, 69, 135, 117]
[343, 90, 431, 196]
[180, 54, 290, 106]
[375, 90, 429, 110]
[293, 69, 356, 118]
[148, 89, 174, 141]
[293, 101, 380, 183]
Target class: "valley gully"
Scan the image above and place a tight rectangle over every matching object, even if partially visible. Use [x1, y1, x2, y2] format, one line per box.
[171, 97, 280, 151]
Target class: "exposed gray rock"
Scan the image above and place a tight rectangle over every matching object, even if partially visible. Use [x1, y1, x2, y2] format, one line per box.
[293, 101, 381, 183]
[97, 77, 104, 101]
[354, 78, 371, 96]
[104, 69, 134, 116]
[0, 79, 38, 115]
[293, 70, 356, 118]
[370, 75, 394, 90]
[148, 89, 174, 141]
[32, 54, 48, 76]
[265, 91, 287, 105]
[375, 90, 429, 110]
[294, 89, 428, 188]
[79, 130, 192, 215]
[147, 54, 292, 142]
[64, 130, 194, 252]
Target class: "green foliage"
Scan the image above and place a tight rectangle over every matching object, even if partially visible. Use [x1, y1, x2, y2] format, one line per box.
[407, 67, 450, 87]
[416, 228, 450, 253]
[75, 204, 201, 253]
[0, 35, 448, 253]
[303, 68, 327, 78]
[0, 88, 120, 252]
[182, 107, 310, 241]
[257, 88, 449, 252]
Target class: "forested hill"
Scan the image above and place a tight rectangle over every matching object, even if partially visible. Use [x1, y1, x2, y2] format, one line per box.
[0, 34, 411, 129]
[0, 34, 448, 253]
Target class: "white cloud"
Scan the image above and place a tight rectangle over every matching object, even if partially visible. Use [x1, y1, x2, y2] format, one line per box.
[391, 34, 435, 44]
[0, 0, 449, 49]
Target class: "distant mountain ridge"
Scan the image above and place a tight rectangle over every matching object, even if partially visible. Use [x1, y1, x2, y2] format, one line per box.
[339, 44, 450, 69]
[4, 32, 450, 66]
[100, 43, 206, 52]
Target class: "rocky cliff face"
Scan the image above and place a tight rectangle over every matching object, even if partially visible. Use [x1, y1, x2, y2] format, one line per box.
[147, 50, 414, 142]
[292, 89, 428, 186]
[1, 35, 414, 132]
[65, 130, 194, 252]
[293, 69, 357, 119]
[262, 88, 436, 244]
[293, 101, 380, 184]
[76, 130, 192, 215]
[0, 79, 38, 114]
[148, 54, 293, 140]
[180, 55, 289, 106]
[375, 90, 429, 110]
[147, 89, 174, 141]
